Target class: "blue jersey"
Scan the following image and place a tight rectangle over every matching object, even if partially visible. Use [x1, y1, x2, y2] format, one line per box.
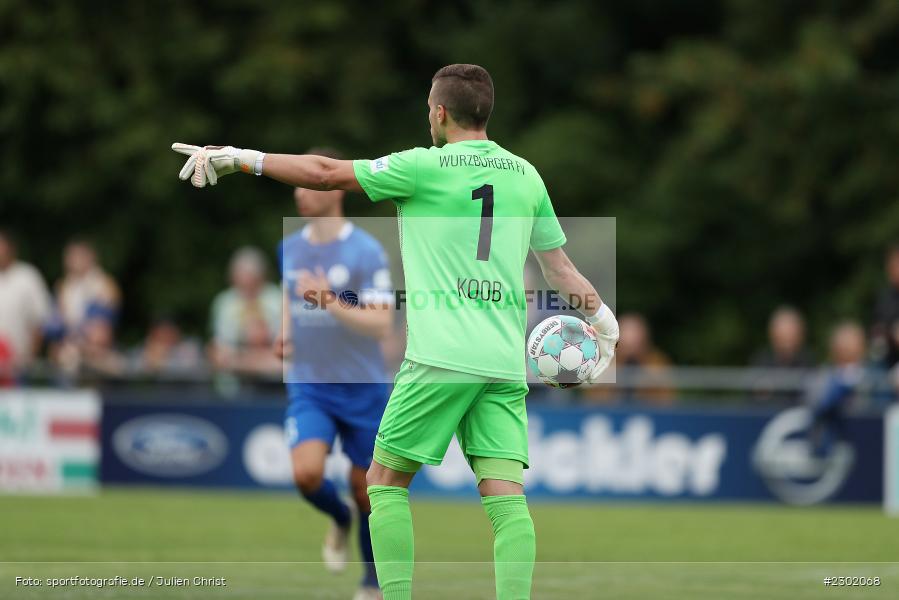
[279, 222, 393, 388]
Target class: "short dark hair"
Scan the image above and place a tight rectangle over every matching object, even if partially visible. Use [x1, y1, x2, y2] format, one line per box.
[306, 147, 343, 160]
[431, 64, 494, 129]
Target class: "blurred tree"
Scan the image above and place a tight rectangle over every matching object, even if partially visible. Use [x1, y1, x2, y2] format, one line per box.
[1, 0, 897, 362]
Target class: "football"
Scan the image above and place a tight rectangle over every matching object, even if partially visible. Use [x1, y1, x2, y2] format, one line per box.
[526, 315, 598, 387]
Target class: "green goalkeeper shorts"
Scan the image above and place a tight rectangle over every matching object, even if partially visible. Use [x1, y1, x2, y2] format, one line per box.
[375, 359, 530, 467]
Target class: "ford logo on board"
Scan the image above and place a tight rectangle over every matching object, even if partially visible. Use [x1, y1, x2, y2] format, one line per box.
[752, 407, 854, 505]
[112, 414, 228, 477]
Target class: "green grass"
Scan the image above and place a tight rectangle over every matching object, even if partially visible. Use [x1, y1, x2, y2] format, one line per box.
[1, 487, 897, 599]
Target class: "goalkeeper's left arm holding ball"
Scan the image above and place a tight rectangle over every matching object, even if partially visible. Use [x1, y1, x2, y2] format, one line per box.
[533, 247, 619, 383]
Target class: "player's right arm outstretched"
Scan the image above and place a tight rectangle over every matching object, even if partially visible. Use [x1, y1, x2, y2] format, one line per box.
[534, 246, 620, 382]
[171, 143, 362, 191]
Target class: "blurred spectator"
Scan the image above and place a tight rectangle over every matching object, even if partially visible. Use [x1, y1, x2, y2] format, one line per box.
[0, 230, 52, 381]
[583, 313, 673, 405]
[870, 244, 899, 367]
[52, 239, 121, 338]
[130, 316, 205, 376]
[54, 306, 126, 379]
[229, 314, 282, 376]
[828, 321, 867, 369]
[749, 306, 814, 404]
[209, 246, 281, 376]
[808, 321, 867, 456]
[751, 306, 814, 369]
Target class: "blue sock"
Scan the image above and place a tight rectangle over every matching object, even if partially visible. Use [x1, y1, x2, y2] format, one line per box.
[358, 510, 378, 587]
[301, 479, 351, 527]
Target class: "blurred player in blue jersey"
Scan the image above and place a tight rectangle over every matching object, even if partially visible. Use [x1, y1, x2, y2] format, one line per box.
[276, 148, 393, 600]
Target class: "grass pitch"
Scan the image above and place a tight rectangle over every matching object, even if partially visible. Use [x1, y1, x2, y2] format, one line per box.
[1, 487, 897, 599]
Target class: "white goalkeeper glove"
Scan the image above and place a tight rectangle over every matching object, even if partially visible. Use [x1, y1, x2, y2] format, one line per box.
[586, 303, 619, 384]
[171, 143, 265, 188]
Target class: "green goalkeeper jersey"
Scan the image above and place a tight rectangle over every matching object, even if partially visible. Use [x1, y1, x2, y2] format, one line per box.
[353, 140, 566, 381]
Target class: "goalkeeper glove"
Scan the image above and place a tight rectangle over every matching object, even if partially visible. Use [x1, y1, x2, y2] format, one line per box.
[171, 143, 265, 188]
[586, 303, 619, 384]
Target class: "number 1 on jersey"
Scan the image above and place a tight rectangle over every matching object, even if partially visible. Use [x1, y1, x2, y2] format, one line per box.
[472, 184, 494, 261]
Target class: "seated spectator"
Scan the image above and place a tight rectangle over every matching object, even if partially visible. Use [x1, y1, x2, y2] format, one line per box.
[51, 239, 121, 339]
[208, 247, 281, 377]
[870, 244, 899, 368]
[0, 230, 52, 382]
[749, 306, 814, 404]
[583, 312, 674, 405]
[808, 321, 867, 456]
[221, 314, 282, 377]
[130, 316, 205, 377]
[54, 305, 126, 380]
[752, 306, 814, 369]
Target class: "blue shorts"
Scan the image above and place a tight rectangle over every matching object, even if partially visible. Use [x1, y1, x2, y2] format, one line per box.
[284, 383, 388, 468]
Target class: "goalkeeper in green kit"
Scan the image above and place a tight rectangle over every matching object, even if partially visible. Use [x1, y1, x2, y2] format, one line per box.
[173, 64, 619, 600]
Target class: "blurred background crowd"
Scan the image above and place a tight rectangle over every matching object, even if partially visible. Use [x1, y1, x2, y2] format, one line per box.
[0, 232, 283, 385]
[3, 225, 899, 416]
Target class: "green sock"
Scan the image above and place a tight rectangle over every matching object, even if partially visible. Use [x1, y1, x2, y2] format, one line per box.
[482, 495, 536, 600]
[367, 485, 413, 600]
